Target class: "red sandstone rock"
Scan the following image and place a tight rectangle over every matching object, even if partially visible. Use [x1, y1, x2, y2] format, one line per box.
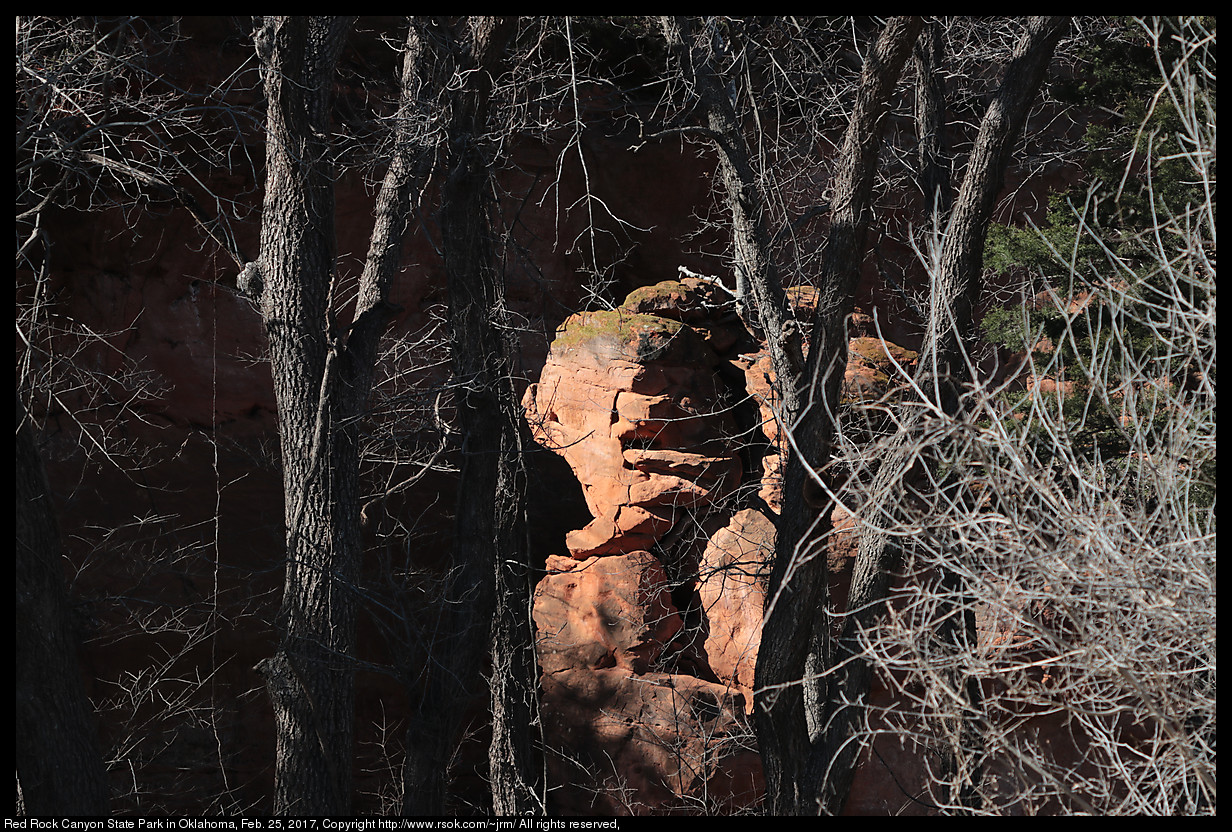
[539, 667, 762, 815]
[524, 279, 943, 814]
[524, 279, 928, 813]
[523, 301, 741, 559]
[533, 550, 764, 814]
[535, 551, 683, 675]
[697, 508, 774, 708]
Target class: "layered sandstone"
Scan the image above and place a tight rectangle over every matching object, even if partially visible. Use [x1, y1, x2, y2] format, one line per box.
[523, 279, 922, 812]
[523, 299, 743, 559]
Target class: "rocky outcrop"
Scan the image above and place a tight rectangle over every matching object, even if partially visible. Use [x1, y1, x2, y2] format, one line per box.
[523, 281, 761, 811]
[523, 298, 743, 560]
[523, 279, 921, 813]
[695, 508, 773, 709]
[533, 551, 761, 814]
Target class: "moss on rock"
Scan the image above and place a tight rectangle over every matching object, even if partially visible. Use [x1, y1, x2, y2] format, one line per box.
[553, 309, 712, 366]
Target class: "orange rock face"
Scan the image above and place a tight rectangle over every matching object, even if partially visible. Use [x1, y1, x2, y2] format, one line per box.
[696, 508, 774, 709]
[523, 279, 924, 813]
[524, 302, 742, 559]
[524, 283, 762, 811]
[535, 551, 683, 676]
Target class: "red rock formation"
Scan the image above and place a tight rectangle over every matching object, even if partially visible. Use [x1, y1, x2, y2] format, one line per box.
[524, 299, 742, 559]
[533, 551, 763, 814]
[696, 508, 773, 710]
[523, 279, 924, 813]
[523, 283, 761, 810]
[535, 552, 684, 676]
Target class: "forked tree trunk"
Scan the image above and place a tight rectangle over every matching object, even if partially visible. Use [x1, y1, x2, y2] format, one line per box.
[751, 17, 924, 816]
[446, 16, 542, 815]
[399, 17, 539, 815]
[827, 16, 1070, 815]
[253, 16, 357, 815]
[254, 15, 437, 814]
[662, 15, 926, 815]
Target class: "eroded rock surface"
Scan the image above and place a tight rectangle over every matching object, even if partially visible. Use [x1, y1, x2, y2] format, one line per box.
[523, 279, 921, 813]
[524, 297, 743, 559]
[535, 551, 683, 676]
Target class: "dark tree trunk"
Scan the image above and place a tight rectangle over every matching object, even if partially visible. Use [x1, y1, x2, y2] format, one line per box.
[254, 15, 437, 815]
[445, 16, 541, 816]
[914, 20, 952, 223]
[925, 16, 1069, 406]
[253, 15, 357, 815]
[15, 397, 110, 816]
[399, 17, 539, 815]
[663, 15, 926, 815]
[751, 17, 924, 816]
[830, 15, 1070, 815]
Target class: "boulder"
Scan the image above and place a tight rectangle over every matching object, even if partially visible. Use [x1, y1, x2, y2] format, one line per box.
[535, 551, 683, 676]
[696, 508, 774, 707]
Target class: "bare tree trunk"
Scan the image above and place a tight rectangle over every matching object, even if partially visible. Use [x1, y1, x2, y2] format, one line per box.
[398, 17, 539, 815]
[914, 20, 952, 223]
[832, 16, 1070, 815]
[16, 396, 110, 816]
[926, 16, 1069, 403]
[485, 421, 541, 815]
[659, 17, 805, 419]
[751, 17, 923, 816]
[662, 15, 924, 814]
[253, 15, 437, 814]
[252, 16, 357, 815]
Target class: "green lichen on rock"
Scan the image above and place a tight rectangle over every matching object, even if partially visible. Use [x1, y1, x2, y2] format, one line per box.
[843, 337, 920, 403]
[622, 280, 692, 312]
[621, 278, 734, 325]
[553, 309, 698, 364]
[848, 336, 918, 368]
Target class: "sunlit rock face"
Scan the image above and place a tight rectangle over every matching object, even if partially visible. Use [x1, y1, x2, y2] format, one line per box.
[523, 290, 744, 560]
[532, 551, 763, 814]
[524, 281, 764, 812]
[522, 278, 932, 813]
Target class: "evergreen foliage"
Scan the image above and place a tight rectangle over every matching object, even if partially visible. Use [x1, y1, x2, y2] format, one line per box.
[982, 17, 1215, 491]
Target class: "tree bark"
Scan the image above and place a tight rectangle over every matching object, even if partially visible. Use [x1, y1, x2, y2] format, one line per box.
[829, 16, 1070, 815]
[257, 15, 443, 813]
[914, 20, 952, 222]
[254, 15, 356, 815]
[751, 16, 923, 816]
[397, 17, 539, 815]
[924, 16, 1069, 409]
[253, 15, 446, 815]
[16, 397, 110, 816]
[662, 15, 925, 815]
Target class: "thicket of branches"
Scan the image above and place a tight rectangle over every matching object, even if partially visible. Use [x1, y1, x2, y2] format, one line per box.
[828, 16, 1215, 814]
